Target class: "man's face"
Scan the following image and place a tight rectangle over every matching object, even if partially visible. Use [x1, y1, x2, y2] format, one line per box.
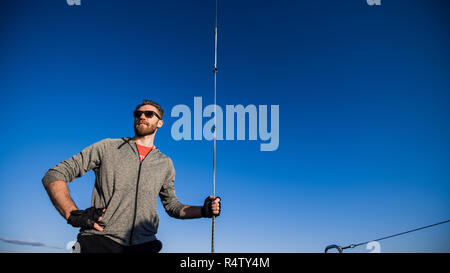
[133, 105, 163, 137]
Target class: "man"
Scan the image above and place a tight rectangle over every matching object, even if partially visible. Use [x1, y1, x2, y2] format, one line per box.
[42, 100, 221, 253]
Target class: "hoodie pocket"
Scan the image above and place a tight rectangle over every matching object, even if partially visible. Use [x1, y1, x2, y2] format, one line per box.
[100, 189, 134, 231]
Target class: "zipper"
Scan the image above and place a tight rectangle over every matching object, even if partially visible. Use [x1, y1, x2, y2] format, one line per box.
[128, 161, 142, 245]
[128, 143, 153, 245]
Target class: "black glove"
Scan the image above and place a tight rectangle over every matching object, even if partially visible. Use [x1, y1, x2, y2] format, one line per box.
[201, 196, 221, 218]
[67, 207, 105, 230]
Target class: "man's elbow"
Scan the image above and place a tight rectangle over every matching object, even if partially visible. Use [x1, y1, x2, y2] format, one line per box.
[165, 203, 185, 219]
[42, 169, 67, 188]
[166, 209, 183, 219]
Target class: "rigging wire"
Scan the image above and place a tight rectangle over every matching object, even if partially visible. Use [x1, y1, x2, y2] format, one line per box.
[325, 219, 450, 253]
[211, 0, 219, 254]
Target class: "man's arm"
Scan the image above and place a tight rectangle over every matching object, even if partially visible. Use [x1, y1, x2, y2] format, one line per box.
[44, 180, 78, 220]
[42, 139, 106, 188]
[42, 140, 107, 231]
[160, 158, 221, 219]
[179, 196, 221, 219]
[44, 180, 104, 231]
[179, 205, 202, 219]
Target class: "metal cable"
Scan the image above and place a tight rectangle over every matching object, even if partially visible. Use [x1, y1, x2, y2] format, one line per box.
[211, 0, 218, 254]
[349, 219, 450, 249]
[326, 219, 450, 253]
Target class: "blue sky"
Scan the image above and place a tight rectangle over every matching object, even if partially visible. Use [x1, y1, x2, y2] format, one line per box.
[0, 0, 449, 253]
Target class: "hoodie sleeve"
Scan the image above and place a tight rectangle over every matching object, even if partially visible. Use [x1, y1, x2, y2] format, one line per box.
[159, 158, 185, 218]
[41, 139, 108, 187]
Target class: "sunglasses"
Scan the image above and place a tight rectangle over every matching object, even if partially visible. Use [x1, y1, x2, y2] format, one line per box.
[133, 110, 162, 120]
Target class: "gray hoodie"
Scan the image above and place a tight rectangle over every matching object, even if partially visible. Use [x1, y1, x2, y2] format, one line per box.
[42, 137, 185, 246]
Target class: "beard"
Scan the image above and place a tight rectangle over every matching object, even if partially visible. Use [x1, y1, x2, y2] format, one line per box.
[134, 120, 158, 137]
